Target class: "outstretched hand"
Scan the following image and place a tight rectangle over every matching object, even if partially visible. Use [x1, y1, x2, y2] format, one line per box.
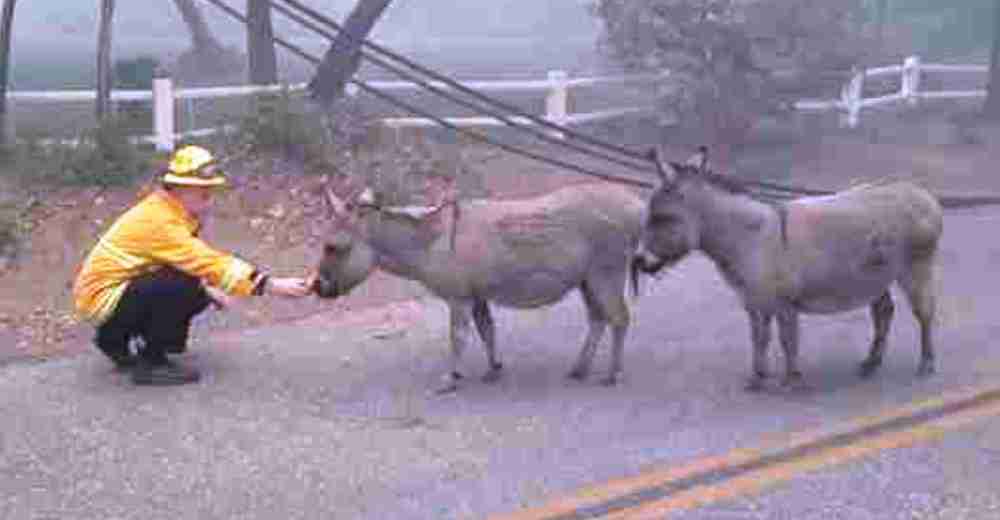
[268, 277, 312, 297]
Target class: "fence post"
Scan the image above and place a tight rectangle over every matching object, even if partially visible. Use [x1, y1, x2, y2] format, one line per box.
[152, 70, 175, 153]
[839, 66, 864, 128]
[545, 70, 569, 139]
[902, 55, 922, 107]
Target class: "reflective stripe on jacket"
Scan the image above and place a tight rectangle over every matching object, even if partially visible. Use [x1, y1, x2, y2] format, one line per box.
[73, 189, 259, 325]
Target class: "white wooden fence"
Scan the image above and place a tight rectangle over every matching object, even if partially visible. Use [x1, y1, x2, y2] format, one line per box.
[7, 70, 662, 152]
[13, 54, 979, 148]
[794, 55, 989, 128]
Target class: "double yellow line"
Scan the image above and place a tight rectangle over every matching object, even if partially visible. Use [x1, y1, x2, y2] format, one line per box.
[492, 385, 1000, 520]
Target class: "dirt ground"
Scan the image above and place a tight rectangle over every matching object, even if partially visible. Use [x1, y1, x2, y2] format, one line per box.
[3, 135, 1000, 362]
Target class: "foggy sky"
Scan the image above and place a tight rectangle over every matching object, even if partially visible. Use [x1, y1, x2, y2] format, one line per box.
[11, 1, 601, 62]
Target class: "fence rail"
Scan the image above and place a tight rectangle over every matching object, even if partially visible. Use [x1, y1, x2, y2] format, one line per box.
[6, 70, 664, 151]
[793, 55, 990, 128]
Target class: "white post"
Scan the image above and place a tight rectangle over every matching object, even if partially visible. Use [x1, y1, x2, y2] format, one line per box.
[839, 67, 864, 128]
[152, 71, 175, 153]
[545, 70, 569, 139]
[901, 55, 922, 106]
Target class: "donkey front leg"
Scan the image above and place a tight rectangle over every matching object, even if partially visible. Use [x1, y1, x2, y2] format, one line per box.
[438, 301, 474, 394]
[586, 274, 631, 386]
[472, 299, 503, 383]
[568, 282, 607, 382]
[745, 309, 774, 392]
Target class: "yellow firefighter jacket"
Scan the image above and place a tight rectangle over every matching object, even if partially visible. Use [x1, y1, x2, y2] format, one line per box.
[73, 189, 260, 325]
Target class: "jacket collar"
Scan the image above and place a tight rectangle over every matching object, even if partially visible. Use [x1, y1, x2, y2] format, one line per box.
[152, 189, 200, 232]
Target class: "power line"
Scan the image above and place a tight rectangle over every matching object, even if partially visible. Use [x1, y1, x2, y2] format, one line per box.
[199, 0, 655, 188]
[274, 0, 657, 168]
[268, 0, 657, 175]
[267, 0, 835, 197]
[198, 0, 834, 198]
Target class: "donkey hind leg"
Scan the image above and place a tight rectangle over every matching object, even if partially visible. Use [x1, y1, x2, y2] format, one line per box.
[588, 273, 631, 386]
[438, 302, 474, 394]
[567, 281, 608, 382]
[900, 257, 938, 377]
[777, 309, 806, 389]
[860, 291, 895, 378]
[745, 309, 774, 392]
[472, 299, 503, 383]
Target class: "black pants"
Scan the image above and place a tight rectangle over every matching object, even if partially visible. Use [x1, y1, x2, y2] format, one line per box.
[94, 267, 212, 365]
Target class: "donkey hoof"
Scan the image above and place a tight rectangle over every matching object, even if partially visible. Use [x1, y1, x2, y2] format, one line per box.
[745, 377, 767, 393]
[482, 367, 503, 384]
[433, 382, 460, 395]
[567, 368, 590, 381]
[916, 361, 936, 378]
[600, 373, 622, 387]
[858, 359, 882, 379]
[434, 372, 463, 394]
[781, 372, 808, 391]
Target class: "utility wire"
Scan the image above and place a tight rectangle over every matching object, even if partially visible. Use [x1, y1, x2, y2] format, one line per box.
[270, 0, 835, 197]
[269, 0, 656, 174]
[274, 0, 656, 167]
[199, 0, 832, 198]
[200, 0, 655, 188]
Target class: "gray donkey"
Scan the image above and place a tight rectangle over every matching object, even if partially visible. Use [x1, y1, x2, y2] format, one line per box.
[634, 148, 943, 390]
[313, 178, 645, 393]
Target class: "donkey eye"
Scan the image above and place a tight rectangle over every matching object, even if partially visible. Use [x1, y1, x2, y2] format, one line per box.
[651, 214, 678, 226]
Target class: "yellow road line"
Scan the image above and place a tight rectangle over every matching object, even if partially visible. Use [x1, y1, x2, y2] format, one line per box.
[603, 399, 1000, 519]
[491, 384, 1000, 520]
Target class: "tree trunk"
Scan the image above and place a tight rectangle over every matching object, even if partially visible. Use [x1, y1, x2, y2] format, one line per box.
[96, 0, 115, 121]
[308, 0, 394, 105]
[247, 0, 277, 85]
[984, 0, 1000, 119]
[874, 0, 889, 50]
[0, 0, 16, 147]
[173, 0, 223, 51]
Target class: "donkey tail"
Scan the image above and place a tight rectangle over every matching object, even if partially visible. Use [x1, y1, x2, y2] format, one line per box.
[629, 254, 643, 299]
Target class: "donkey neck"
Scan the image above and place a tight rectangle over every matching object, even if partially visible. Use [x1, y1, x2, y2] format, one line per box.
[365, 212, 450, 281]
[689, 183, 775, 268]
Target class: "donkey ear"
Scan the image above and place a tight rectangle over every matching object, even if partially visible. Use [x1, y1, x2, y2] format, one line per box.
[648, 147, 678, 186]
[686, 145, 709, 174]
[325, 188, 349, 217]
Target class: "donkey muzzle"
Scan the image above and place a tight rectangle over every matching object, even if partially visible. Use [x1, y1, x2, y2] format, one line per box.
[632, 248, 667, 275]
[313, 277, 341, 299]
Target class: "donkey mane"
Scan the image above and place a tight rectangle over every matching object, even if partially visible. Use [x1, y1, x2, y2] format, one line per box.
[671, 163, 750, 196]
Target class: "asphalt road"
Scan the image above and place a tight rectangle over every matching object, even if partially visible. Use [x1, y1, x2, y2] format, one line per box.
[3, 207, 1000, 520]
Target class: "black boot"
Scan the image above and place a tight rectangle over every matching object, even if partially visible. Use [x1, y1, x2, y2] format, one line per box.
[131, 358, 201, 386]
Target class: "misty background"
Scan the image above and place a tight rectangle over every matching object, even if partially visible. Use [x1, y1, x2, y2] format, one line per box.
[8, 0, 606, 90]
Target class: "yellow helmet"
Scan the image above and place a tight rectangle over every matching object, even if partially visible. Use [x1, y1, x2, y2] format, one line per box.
[162, 145, 227, 187]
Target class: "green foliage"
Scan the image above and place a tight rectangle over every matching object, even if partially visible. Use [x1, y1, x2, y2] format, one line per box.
[1, 117, 153, 188]
[232, 88, 329, 166]
[114, 56, 160, 90]
[0, 203, 21, 259]
[0, 196, 37, 264]
[592, 0, 870, 146]
[885, 0, 996, 59]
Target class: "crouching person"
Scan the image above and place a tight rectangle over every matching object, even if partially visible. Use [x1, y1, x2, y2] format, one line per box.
[72, 145, 312, 386]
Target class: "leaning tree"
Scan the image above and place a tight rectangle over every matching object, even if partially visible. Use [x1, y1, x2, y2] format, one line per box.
[0, 0, 16, 147]
[592, 0, 871, 167]
[308, 0, 395, 104]
[96, 0, 115, 120]
[247, 0, 277, 85]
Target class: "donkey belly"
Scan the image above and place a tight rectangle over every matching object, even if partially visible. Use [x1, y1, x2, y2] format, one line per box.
[488, 269, 579, 308]
[792, 269, 897, 314]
